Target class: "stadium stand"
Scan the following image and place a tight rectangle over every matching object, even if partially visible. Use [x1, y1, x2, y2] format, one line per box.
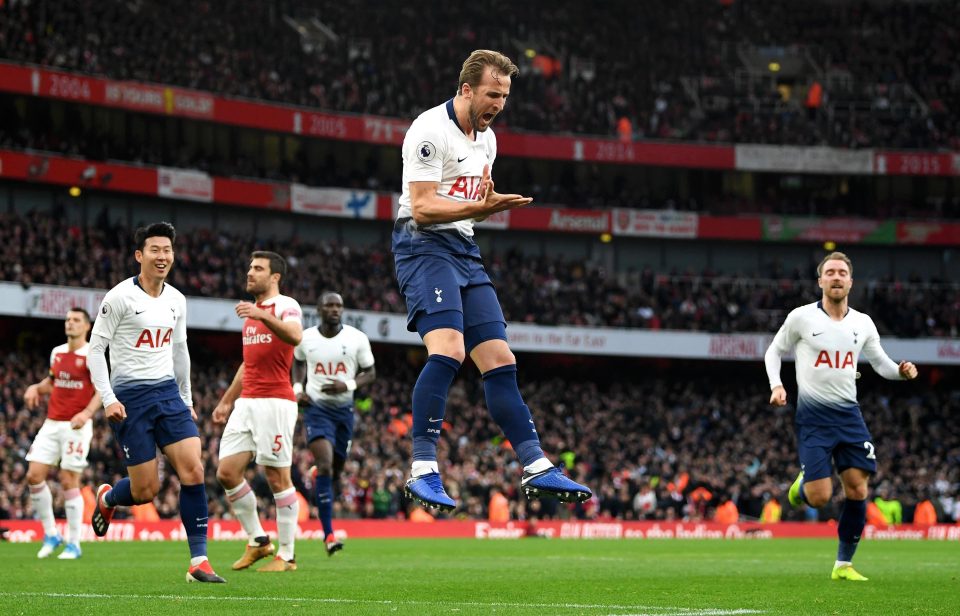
[0, 211, 956, 337]
[0, 0, 956, 536]
[1, 344, 956, 524]
[1, 0, 958, 148]
[3, 121, 959, 218]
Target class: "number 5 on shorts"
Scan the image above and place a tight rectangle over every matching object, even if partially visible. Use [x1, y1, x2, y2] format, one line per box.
[272, 434, 283, 454]
[863, 441, 876, 460]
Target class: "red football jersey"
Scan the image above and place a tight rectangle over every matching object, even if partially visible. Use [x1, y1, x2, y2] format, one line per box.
[47, 343, 96, 420]
[241, 294, 302, 400]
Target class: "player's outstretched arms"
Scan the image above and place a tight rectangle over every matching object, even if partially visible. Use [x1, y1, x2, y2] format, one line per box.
[898, 361, 918, 379]
[769, 385, 787, 406]
[409, 166, 533, 225]
[476, 165, 533, 216]
[105, 401, 126, 423]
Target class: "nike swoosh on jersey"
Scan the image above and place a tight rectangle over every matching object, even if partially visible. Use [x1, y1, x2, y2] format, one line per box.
[457, 156, 468, 163]
[812, 332, 823, 336]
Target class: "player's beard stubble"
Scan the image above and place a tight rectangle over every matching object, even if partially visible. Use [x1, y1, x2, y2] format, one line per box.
[468, 100, 493, 132]
[247, 279, 269, 298]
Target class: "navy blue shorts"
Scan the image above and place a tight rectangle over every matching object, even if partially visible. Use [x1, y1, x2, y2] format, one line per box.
[796, 422, 877, 481]
[112, 380, 199, 467]
[303, 404, 354, 459]
[394, 253, 506, 335]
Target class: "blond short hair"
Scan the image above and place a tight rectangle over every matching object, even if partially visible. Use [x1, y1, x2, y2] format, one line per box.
[817, 251, 853, 277]
[458, 49, 519, 92]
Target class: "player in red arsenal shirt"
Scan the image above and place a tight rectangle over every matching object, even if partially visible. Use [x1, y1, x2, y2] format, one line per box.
[214, 251, 304, 572]
[24, 307, 101, 559]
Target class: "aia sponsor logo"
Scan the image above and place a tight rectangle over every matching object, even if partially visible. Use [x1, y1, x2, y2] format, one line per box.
[315, 362, 347, 376]
[447, 176, 483, 200]
[814, 350, 854, 369]
[135, 328, 173, 348]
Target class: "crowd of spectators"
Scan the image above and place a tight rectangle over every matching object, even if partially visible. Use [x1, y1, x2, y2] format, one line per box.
[1, 1, 957, 535]
[1, 344, 957, 527]
[1, 211, 957, 338]
[0, 117, 377, 190]
[1, 0, 957, 149]
[690, 0, 960, 150]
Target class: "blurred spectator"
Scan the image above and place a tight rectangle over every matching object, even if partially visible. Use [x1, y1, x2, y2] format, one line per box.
[1, 211, 956, 337]
[2, 343, 956, 525]
[0, 0, 956, 148]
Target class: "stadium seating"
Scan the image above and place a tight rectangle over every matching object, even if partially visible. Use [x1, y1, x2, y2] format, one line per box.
[1, 212, 956, 337]
[4, 123, 960, 218]
[1, 347, 955, 524]
[1, 0, 957, 531]
[1, 0, 957, 148]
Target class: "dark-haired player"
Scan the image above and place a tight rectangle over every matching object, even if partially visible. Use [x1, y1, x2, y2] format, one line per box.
[88, 222, 224, 583]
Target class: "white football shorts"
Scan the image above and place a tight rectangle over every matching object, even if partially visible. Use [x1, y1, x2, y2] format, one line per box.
[26, 418, 94, 472]
[218, 398, 298, 467]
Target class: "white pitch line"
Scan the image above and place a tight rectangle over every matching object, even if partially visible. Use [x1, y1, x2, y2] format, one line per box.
[0, 591, 764, 615]
[609, 611, 765, 616]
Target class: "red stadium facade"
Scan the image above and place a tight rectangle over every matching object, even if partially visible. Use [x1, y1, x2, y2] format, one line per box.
[2, 148, 960, 246]
[0, 61, 958, 176]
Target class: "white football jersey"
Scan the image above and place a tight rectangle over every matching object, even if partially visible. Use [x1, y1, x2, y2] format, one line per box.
[294, 324, 374, 408]
[397, 98, 497, 239]
[765, 301, 901, 425]
[92, 277, 187, 389]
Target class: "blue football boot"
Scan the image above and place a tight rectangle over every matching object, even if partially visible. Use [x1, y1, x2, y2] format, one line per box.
[405, 472, 456, 512]
[521, 467, 592, 503]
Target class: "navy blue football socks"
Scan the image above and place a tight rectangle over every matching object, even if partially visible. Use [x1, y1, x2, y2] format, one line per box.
[105, 477, 134, 507]
[482, 364, 545, 467]
[179, 483, 209, 559]
[837, 498, 867, 562]
[315, 475, 334, 539]
[412, 354, 461, 461]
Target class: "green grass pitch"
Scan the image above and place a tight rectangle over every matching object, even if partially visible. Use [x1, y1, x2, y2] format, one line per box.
[2, 539, 957, 615]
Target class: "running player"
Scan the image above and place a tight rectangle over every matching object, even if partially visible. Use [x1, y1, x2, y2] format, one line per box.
[765, 251, 918, 581]
[88, 222, 224, 583]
